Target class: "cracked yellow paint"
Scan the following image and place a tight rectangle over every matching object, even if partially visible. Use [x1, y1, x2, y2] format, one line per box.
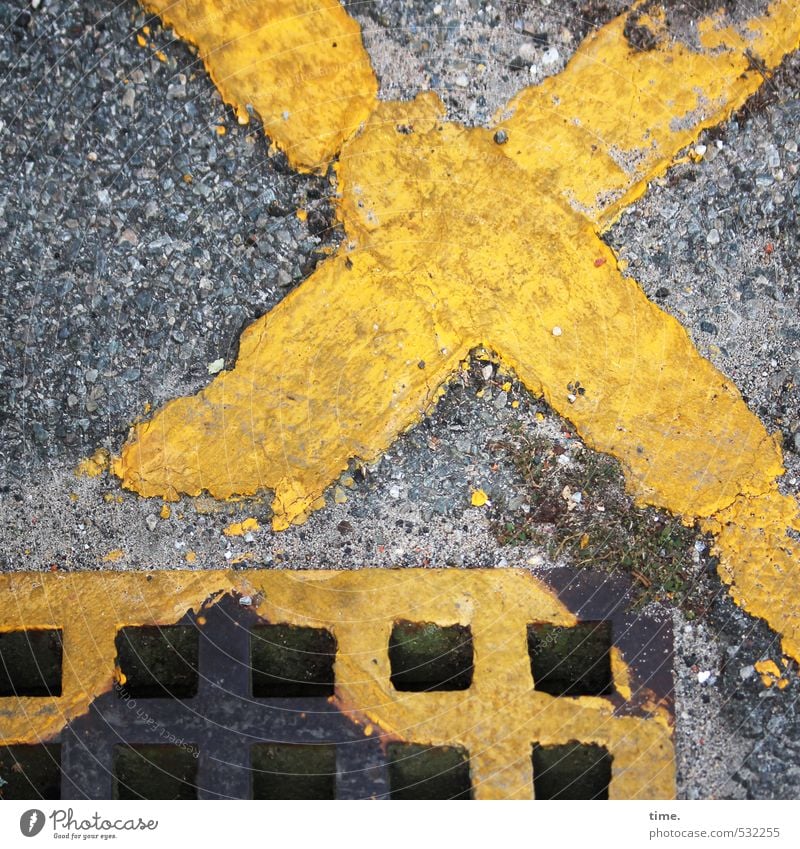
[141, 0, 377, 172]
[108, 0, 800, 659]
[0, 569, 673, 799]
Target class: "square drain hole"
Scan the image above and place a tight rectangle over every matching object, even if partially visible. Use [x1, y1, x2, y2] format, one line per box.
[115, 625, 199, 699]
[389, 621, 474, 691]
[113, 744, 199, 800]
[0, 745, 61, 799]
[0, 629, 62, 697]
[532, 742, 612, 800]
[386, 743, 472, 799]
[527, 621, 613, 697]
[251, 624, 336, 698]
[251, 743, 336, 799]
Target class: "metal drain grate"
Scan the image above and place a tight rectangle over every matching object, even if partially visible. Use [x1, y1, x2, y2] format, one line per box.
[0, 569, 675, 799]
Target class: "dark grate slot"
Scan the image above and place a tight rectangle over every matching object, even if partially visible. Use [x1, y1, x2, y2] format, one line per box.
[527, 621, 613, 696]
[115, 625, 199, 699]
[0, 745, 61, 800]
[251, 743, 336, 799]
[113, 744, 199, 800]
[389, 621, 473, 692]
[0, 629, 62, 697]
[251, 624, 336, 698]
[386, 743, 472, 800]
[532, 742, 612, 800]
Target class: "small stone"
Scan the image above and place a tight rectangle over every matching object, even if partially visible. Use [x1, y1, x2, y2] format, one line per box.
[85, 368, 98, 384]
[697, 670, 711, 684]
[481, 364, 493, 381]
[706, 228, 720, 245]
[700, 320, 718, 335]
[277, 268, 292, 287]
[739, 665, 755, 681]
[121, 88, 135, 111]
[552, 326, 562, 337]
[542, 47, 560, 66]
[454, 73, 469, 88]
[207, 357, 225, 375]
[145, 514, 158, 532]
[493, 129, 508, 145]
[118, 228, 139, 247]
[389, 484, 401, 499]
[239, 595, 252, 606]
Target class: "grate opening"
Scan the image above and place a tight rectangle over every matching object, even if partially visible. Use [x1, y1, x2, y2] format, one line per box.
[386, 743, 472, 800]
[389, 621, 474, 692]
[113, 744, 199, 800]
[251, 624, 336, 698]
[0, 745, 61, 800]
[527, 621, 613, 697]
[115, 625, 199, 699]
[532, 742, 612, 800]
[251, 743, 336, 799]
[0, 629, 62, 697]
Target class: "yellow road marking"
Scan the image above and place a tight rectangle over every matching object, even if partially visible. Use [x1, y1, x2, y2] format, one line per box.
[500, 0, 800, 228]
[107, 2, 800, 660]
[0, 569, 673, 799]
[141, 0, 377, 172]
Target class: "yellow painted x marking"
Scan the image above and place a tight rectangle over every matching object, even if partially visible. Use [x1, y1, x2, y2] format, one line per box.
[111, 2, 800, 659]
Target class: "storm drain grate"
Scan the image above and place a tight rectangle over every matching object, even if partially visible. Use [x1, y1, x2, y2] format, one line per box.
[0, 569, 674, 799]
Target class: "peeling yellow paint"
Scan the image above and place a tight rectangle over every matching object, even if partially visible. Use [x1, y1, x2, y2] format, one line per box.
[0, 569, 673, 799]
[159, 504, 171, 520]
[185, 550, 197, 564]
[75, 448, 110, 478]
[140, 0, 378, 172]
[223, 517, 260, 537]
[106, 1, 800, 659]
[102, 549, 124, 563]
[471, 489, 489, 508]
[754, 659, 789, 689]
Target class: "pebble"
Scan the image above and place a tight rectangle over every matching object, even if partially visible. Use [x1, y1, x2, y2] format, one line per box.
[552, 326, 562, 337]
[542, 47, 560, 66]
[389, 484, 401, 499]
[454, 73, 469, 88]
[706, 228, 720, 245]
[144, 514, 158, 532]
[739, 665, 756, 680]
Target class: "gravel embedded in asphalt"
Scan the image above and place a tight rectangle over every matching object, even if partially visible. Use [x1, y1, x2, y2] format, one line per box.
[1, 0, 799, 800]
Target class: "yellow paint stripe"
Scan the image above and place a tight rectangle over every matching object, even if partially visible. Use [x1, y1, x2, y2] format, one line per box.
[141, 0, 378, 172]
[499, 0, 800, 228]
[0, 569, 673, 799]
